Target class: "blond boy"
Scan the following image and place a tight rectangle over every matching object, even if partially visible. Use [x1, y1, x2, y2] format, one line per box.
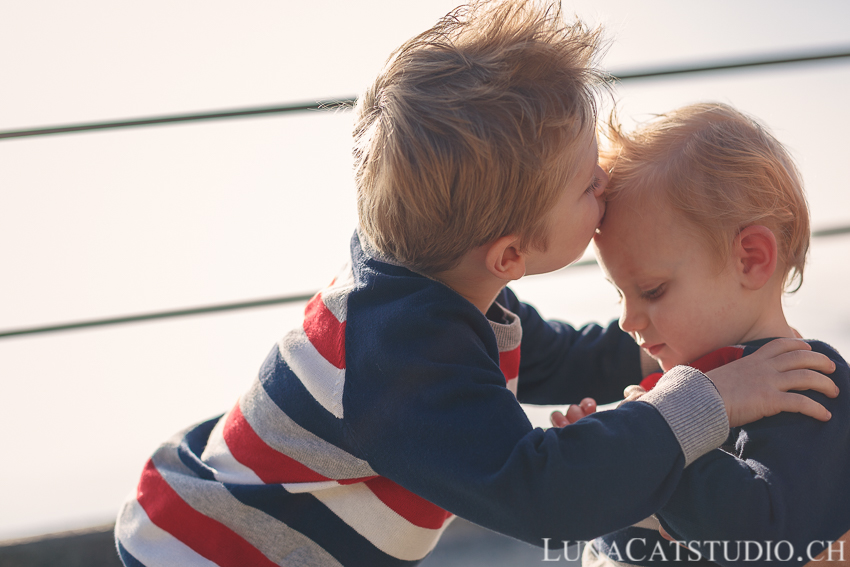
[585, 103, 850, 567]
[114, 4, 836, 566]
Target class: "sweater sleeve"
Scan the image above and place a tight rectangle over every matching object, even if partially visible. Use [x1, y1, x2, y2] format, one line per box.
[498, 287, 644, 405]
[344, 288, 729, 545]
[656, 343, 850, 566]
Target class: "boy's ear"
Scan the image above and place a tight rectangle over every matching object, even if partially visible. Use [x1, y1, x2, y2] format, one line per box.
[484, 235, 526, 282]
[733, 225, 778, 290]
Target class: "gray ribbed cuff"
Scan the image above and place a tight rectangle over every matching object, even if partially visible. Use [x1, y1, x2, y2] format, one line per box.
[639, 366, 729, 467]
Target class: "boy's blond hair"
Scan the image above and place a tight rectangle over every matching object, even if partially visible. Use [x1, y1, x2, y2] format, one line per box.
[605, 102, 810, 291]
[353, 0, 606, 274]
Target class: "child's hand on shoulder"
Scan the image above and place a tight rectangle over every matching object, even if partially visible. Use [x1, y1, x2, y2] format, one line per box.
[706, 338, 838, 427]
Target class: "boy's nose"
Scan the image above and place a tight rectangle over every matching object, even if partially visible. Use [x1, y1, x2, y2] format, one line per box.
[618, 301, 647, 334]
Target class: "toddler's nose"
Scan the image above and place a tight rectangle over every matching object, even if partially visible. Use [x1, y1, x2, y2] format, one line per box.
[619, 301, 648, 335]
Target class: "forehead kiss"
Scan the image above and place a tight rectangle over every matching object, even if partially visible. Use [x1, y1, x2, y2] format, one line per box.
[592, 195, 747, 370]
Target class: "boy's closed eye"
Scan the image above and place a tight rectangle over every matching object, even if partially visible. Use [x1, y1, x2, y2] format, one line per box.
[609, 283, 665, 303]
[640, 285, 665, 301]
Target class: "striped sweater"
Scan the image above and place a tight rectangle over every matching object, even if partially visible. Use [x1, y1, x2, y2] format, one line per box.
[115, 231, 729, 566]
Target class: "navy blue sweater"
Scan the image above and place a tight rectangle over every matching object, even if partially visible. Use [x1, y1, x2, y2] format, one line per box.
[592, 339, 850, 567]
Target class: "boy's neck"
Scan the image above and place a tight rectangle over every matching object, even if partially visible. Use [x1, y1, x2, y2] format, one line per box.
[432, 254, 511, 315]
[432, 271, 507, 315]
[738, 311, 797, 344]
[732, 285, 798, 344]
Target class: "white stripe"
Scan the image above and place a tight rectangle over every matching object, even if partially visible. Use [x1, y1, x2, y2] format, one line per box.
[116, 499, 219, 567]
[279, 327, 345, 419]
[322, 263, 355, 322]
[240, 378, 376, 479]
[152, 446, 343, 566]
[281, 480, 343, 493]
[200, 411, 265, 485]
[312, 482, 453, 561]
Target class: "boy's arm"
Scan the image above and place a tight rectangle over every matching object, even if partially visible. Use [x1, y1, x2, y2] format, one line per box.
[346, 280, 837, 546]
[349, 332, 832, 546]
[351, 365, 718, 543]
[655, 344, 850, 566]
[499, 287, 644, 405]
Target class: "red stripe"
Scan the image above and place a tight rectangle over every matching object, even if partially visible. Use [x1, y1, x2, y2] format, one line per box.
[303, 293, 346, 369]
[223, 404, 329, 484]
[136, 459, 278, 567]
[365, 476, 452, 529]
[640, 372, 664, 391]
[499, 346, 521, 382]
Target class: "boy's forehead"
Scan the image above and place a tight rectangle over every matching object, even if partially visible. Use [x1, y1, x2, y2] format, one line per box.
[555, 129, 599, 189]
[568, 126, 598, 158]
[599, 196, 726, 278]
[606, 192, 666, 232]
[597, 198, 679, 263]
[571, 131, 599, 175]
[586, 131, 599, 161]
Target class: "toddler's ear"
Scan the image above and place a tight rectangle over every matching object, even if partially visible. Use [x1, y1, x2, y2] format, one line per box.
[734, 225, 778, 290]
[485, 235, 526, 282]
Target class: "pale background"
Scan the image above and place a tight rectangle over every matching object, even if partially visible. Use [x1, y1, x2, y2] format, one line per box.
[1, 0, 848, 540]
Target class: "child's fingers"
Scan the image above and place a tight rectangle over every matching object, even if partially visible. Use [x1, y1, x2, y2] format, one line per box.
[708, 340, 838, 427]
[617, 385, 646, 408]
[623, 385, 645, 398]
[751, 337, 813, 358]
[579, 398, 597, 414]
[771, 348, 837, 377]
[550, 402, 596, 428]
[773, 392, 833, 422]
[564, 404, 587, 423]
[776, 368, 839, 398]
[752, 338, 835, 375]
[550, 411, 569, 428]
[758, 339, 838, 398]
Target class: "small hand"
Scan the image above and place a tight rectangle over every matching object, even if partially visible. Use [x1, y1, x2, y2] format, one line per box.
[706, 338, 838, 427]
[550, 398, 596, 427]
[618, 384, 646, 407]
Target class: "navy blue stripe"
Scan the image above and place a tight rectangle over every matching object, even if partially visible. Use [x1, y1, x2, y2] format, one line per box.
[117, 540, 147, 567]
[226, 484, 421, 567]
[175, 417, 220, 481]
[257, 346, 351, 449]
